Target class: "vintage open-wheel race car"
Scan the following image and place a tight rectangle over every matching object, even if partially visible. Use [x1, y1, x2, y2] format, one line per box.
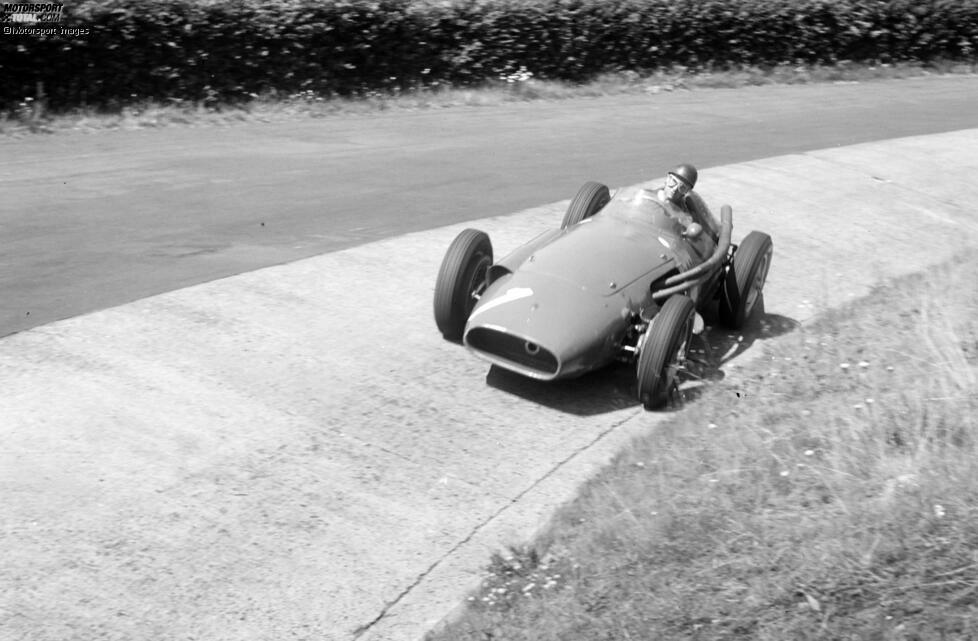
[433, 181, 773, 409]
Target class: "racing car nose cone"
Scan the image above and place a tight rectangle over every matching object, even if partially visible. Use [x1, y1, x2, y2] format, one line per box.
[464, 271, 625, 380]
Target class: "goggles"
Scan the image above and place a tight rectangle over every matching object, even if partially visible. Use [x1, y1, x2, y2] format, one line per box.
[666, 173, 690, 194]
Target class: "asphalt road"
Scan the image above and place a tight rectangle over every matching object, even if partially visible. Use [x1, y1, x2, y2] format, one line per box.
[3, 75, 978, 336]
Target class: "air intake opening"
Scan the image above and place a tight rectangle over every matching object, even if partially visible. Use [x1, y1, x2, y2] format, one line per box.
[466, 328, 559, 375]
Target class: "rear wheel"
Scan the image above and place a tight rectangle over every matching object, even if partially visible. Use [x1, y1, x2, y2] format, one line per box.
[433, 229, 493, 341]
[719, 231, 773, 330]
[636, 295, 696, 410]
[561, 181, 610, 229]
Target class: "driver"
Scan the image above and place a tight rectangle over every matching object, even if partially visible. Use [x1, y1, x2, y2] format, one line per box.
[657, 163, 720, 242]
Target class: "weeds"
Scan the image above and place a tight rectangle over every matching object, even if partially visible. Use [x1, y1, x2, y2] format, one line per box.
[2, 61, 975, 137]
[428, 253, 978, 640]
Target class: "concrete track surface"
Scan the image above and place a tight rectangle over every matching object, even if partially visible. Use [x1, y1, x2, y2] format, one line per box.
[2, 130, 978, 641]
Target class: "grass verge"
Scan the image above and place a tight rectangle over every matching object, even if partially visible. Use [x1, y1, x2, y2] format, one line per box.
[426, 251, 978, 640]
[2, 60, 976, 137]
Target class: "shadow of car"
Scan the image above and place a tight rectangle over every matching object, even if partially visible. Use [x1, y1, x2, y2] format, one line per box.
[484, 304, 800, 416]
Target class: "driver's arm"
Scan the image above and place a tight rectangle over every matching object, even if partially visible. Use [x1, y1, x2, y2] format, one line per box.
[685, 191, 720, 242]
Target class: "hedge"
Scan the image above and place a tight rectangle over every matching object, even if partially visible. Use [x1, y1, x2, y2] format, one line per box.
[2, 0, 976, 110]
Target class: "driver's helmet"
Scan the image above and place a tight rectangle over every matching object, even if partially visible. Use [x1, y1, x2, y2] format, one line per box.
[668, 163, 698, 190]
[664, 163, 697, 202]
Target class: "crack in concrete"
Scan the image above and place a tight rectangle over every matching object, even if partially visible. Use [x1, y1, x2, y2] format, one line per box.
[351, 408, 645, 638]
[800, 152, 978, 232]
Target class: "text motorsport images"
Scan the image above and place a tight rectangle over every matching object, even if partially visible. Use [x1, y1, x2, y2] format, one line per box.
[1, 3, 90, 36]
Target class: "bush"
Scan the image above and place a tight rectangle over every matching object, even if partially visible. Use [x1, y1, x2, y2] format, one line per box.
[2, 0, 976, 110]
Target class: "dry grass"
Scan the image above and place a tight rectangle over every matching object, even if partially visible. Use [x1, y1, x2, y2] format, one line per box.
[2, 60, 975, 137]
[427, 252, 978, 640]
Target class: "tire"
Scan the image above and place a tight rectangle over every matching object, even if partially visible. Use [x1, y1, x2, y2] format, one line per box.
[561, 181, 610, 229]
[636, 295, 696, 410]
[433, 229, 493, 342]
[719, 231, 773, 330]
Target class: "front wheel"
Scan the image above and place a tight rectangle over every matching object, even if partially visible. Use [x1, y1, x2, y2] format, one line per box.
[636, 295, 696, 410]
[433, 229, 493, 341]
[561, 181, 610, 229]
[719, 231, 773, 330]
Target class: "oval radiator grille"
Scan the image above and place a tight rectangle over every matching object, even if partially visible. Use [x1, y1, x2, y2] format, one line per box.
[466, 327, 559, 375]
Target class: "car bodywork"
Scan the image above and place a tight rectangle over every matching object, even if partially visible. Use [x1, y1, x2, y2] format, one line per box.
[462, 185, 731, 380]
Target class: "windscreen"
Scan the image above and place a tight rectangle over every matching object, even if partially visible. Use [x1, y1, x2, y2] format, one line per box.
[603, 186, 681, 233]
